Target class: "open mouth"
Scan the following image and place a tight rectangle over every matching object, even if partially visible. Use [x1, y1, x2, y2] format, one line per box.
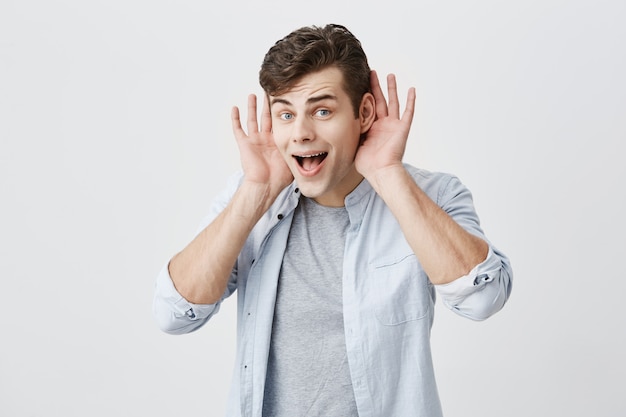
[294, 152, 328, 171]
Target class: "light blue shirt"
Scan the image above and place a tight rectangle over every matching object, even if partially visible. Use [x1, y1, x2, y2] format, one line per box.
[153, 164, 513, 417]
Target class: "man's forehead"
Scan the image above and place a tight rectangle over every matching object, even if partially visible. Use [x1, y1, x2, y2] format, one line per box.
[269, 67, 345, 104]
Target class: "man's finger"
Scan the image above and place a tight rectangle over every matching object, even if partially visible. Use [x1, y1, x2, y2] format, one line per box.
[260, 94, 272, 133]
[402, 87, 417, 124]
[387, 74, 400, 118]
[370, 70, 388, 118]
[231, 106, 245, 138]
[246, 94, 259, 134]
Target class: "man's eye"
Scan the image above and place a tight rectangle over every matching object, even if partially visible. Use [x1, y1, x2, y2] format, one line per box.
[316, 109, 330, 117]
[280, 113, 293, 120]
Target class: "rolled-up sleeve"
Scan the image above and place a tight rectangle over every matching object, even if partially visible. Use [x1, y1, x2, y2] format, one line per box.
[152, 171, 243, 335]
[152, 262, 222, 334]
[435, 245, 512, 320]
[432, 173, 513, 321]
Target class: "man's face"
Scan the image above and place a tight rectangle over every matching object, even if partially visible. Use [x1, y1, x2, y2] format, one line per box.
[270, 66, 372, 207]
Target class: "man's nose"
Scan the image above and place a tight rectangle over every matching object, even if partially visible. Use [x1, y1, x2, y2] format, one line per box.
[291, 117, 314, 143]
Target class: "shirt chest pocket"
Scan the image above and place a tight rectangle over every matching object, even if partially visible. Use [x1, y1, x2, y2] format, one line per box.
[370, 254, 432, 325]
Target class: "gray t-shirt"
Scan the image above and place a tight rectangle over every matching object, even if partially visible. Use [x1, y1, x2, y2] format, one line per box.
[262, 196, 358, 416]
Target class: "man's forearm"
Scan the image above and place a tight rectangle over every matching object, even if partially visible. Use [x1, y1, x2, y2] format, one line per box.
[367, 165, 488, 285]
[169, 181, 278, 304]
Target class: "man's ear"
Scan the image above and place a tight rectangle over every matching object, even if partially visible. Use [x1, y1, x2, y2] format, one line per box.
[359, 93, 376, 133]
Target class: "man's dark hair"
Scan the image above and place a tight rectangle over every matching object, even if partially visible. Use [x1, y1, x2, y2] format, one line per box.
[259, 24, 371, 118]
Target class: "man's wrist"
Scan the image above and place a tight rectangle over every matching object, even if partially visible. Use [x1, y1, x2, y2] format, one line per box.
[236, 178, 289, 217]
[364, 163, 408, 196]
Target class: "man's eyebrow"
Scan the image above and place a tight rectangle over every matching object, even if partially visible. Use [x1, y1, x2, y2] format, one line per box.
[270, 94, 338, 108]
[306, 94, 337, 104]
[270, 97, 291, 107]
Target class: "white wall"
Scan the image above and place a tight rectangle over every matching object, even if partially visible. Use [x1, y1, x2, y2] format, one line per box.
[1, 0, 624, 416]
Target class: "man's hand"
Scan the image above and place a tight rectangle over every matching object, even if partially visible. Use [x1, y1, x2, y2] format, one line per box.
[355, 71, 416, 184]
[231, 94, 293, 195]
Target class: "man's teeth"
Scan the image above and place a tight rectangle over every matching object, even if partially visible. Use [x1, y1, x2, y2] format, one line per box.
[295, 152, 328, 169]
[295, 152, 327, 162]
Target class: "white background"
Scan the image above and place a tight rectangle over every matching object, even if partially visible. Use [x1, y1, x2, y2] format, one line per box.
[1, 0, 625, 416]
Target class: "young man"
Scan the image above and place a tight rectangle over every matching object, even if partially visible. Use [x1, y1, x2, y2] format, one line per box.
[153, 24, 512, 417]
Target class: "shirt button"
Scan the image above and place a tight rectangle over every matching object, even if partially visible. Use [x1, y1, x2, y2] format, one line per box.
[277, 214, 284, 220]
[474, 274, 491, 285]
[294, 188, 299, 193]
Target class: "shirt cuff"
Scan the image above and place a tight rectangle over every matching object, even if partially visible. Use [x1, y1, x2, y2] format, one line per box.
[155, 262, 219, 321]
[434, 246, 500, 304]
